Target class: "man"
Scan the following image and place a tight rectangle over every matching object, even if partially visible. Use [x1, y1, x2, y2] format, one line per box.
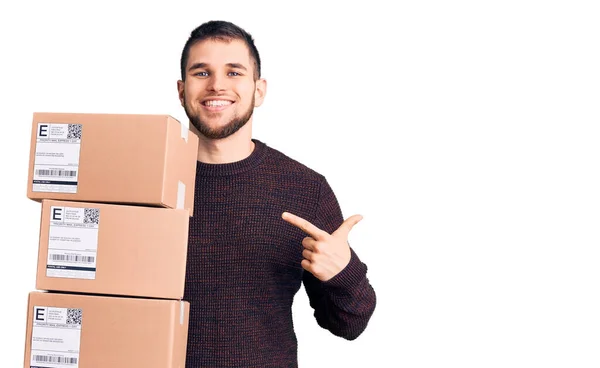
[178, 20, 376, 367]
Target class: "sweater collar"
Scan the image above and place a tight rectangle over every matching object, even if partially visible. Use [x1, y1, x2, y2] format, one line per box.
[195, 139, 267, 177]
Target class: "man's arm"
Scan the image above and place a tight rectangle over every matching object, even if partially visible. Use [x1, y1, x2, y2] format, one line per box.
[302, 247, 376, 340]
[283, 177, 376, 339]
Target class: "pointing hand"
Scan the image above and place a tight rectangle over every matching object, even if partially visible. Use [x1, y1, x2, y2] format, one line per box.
[282, 212, 362, 282]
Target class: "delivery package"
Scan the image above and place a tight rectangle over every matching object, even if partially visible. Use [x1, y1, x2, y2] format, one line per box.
[36, 199, 190, 299]
[26, 112, 198, 214]
[23, 291, 189, 368]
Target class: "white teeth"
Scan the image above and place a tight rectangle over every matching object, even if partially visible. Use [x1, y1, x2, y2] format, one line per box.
[204, 100, 232, 107]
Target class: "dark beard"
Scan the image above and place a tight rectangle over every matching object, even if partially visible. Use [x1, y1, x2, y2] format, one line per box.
[184, 96, 254, 140]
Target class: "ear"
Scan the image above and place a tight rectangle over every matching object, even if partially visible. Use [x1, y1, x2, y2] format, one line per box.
[177, 80, 185, 106]
[254, 78, 267, 107]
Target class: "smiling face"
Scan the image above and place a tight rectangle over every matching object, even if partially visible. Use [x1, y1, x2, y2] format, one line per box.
[177, 38, 266, 140]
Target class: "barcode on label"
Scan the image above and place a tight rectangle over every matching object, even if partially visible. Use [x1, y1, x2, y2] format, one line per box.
[32, 355, 78, 364]
[84, 208, 100, 225]
[67, 308, 82, 325]
[67, 124, 82, 139]
[50, 254, 95, 263]
[35, 169, 77, 177]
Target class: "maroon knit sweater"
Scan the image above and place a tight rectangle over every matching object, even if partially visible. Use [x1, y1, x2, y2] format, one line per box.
[184, 139, 376, 367]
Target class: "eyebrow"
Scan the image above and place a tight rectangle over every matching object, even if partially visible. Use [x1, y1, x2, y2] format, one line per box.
[188, 62, 248, 72]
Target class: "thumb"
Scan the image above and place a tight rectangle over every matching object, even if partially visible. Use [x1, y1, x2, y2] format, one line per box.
[333, 214, 363, 238]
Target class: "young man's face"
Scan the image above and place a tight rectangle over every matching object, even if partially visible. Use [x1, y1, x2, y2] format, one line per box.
[178, 38, 266, 140]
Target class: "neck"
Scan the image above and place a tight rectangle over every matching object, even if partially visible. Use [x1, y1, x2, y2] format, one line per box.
[190, 120, 255, 164]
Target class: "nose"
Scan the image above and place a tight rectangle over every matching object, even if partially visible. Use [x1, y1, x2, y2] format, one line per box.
[206, 74, 226, 92]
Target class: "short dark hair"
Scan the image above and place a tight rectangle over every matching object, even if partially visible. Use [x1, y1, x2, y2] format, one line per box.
[180, 20, 261, 81]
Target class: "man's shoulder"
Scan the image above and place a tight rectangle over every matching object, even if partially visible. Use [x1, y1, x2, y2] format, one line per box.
[259, 140, 325, 182]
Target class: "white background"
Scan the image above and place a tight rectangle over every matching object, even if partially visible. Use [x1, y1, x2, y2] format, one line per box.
[1, 1, 599, 367]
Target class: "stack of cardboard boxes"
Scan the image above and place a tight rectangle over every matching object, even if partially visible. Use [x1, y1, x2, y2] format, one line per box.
[22, 112, 199, 367]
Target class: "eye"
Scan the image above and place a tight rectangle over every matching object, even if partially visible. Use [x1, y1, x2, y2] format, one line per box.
[228, 71, 241, 76]
[194, 71, 208, 77]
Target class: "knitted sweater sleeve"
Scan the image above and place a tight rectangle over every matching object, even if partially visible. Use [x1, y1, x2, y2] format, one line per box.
[302, 177, 377, 340]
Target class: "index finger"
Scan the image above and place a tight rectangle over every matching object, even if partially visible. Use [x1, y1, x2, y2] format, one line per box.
[281, 212, 329, 240]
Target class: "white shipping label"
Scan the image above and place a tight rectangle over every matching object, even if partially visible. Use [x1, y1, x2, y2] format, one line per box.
[33, 123, 82, 194]
[47, 206, 100, 280]
[30, 306, 82, 368]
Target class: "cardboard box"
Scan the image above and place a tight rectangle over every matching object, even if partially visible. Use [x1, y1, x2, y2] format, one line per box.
[36, 199, 190, 299]
[23, 291, 189, 368]
[27, 112, 198, 214]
